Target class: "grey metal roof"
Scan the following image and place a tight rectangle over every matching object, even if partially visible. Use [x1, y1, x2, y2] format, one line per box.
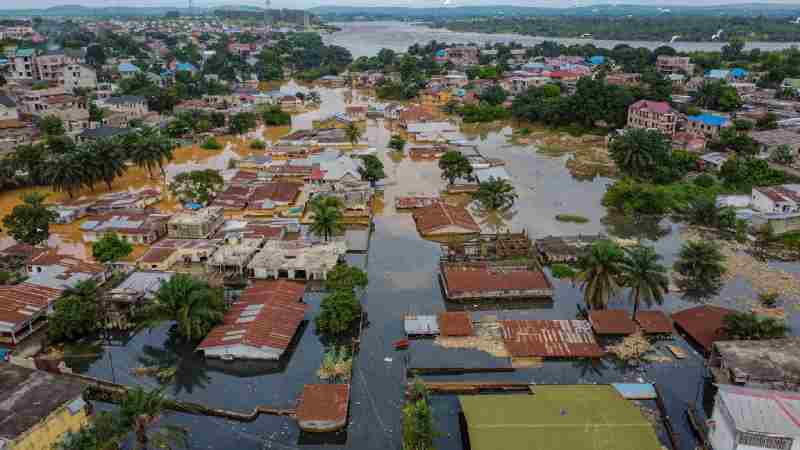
[404, 315, 440, 336]
[0, 95, 16, 108]
[105, 95, 146, 105]
[713, 338, 800, 382]
[475, 167, 511, 184]
[113, 271, 173, 298]
[716, 384, 800, 438]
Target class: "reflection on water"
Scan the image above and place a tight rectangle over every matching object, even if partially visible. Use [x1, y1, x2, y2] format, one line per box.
[325, 21, 800, 59]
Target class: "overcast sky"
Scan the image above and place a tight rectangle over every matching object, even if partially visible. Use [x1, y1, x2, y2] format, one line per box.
[4, 0, 800, 9]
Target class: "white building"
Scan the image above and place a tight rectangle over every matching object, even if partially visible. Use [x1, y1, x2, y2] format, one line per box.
[751, 185, 800, 214]
[63, 64, 98, 94]
[710, 384, 800, 450]
[0, 95, 19, 121]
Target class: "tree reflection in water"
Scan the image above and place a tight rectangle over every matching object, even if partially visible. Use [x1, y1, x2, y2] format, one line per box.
[137, 330, 211, 396]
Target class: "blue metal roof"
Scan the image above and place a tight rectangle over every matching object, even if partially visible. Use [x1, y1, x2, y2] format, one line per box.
[706, 69, 730, 79]
[730, 68, 748, 78]
[118, 62, 140, 73]
[688, 114, 729, 127]
[175, 62, 197, 72]
[589, 55, 605, 65]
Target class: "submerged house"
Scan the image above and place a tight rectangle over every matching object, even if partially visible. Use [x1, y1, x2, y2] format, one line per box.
[167, 207, 225, 239]
[106, 271, 173, 326]
[196, 280, 307, 360]
[247, 240, 346, 280]
[296, 384, 350, 433]
[413, 201, 480, 236]
[440, 262, 553, 300]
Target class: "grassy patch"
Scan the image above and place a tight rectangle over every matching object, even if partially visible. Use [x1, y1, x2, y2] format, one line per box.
[556, 214, 590, 224]
[201, 137, 223, 150]
[550, 264, 577, 279]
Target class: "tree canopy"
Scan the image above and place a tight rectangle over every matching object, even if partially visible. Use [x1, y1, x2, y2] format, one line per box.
[2, 192, 57, 246]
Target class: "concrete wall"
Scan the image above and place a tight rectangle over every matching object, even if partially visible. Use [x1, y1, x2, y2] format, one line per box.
[9, 398, 88, 450]
[203, 343, 280, 360]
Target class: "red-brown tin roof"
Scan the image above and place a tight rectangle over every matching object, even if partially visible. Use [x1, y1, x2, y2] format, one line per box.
[588, 310, 637, 335]
[634, 311, 674, 335]
[672, 305, 736, 353]
[296, 384, 350, 425]
[500, 320, 603, 358]
[438, 312, 473, 337]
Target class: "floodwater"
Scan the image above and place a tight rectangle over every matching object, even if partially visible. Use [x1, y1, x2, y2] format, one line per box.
[325, 21, 800, 58]
[15, 84, 800, 449]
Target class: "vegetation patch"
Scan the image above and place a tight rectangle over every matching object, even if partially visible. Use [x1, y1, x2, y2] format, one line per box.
[555, 214, 589, 224]
[200, 137, 223, 150]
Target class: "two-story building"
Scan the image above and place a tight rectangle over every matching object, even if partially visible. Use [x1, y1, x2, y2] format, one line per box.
[655, 55, 694, 75]
[686, 114, 730, 139]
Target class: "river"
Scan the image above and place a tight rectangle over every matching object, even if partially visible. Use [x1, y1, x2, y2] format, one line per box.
[31, 82, 793, 449]
[324, 21, 800, 58]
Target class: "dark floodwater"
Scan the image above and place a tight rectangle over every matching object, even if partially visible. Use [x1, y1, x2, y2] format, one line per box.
[324, 21, 800, 59]
[67, 86, 799, 450]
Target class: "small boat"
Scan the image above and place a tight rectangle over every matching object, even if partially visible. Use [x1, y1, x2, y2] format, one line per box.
[666, 344, 687, 359]
[393, 339, 410, 350]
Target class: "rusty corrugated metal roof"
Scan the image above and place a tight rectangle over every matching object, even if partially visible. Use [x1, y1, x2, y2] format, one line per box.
[672, 305, 735, 353]
[634, 311, 673, 335]
[296, 384, 349, 424]
[588, 310, 636, 335]
[500, 320, 603, 358]
[438, 312, 473, 337]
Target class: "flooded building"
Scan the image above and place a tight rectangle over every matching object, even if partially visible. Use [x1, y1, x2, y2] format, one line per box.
[0, 283, 62, 346]
[80, 212, 169, 244]
[440, 262, 553, 300]
[589, 310, 637, 336]
[500, 319, 603, 359]
[709, 385, 800, 450]
[89, 189, 162, 214]
[535, 235, 605, 264]
[26, 252, 108, 289]
[459, 386, 661, 450]
[167, 207, 225, 239]
[0, 365, 89, 450]
[296, 384, 350, 432]
[412, 201, 479, 236]
[672, 305, 736, 355]
[196, 280, 307, 360]
[248, 240, 346, 280]
[245, 182, 303, 217]
[137, 239, 220, 271]
[106, 271, 173, 326]
[709, 338, 800, 391]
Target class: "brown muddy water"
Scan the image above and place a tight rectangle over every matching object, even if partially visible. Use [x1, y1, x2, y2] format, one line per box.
[8, 83, 800, 449]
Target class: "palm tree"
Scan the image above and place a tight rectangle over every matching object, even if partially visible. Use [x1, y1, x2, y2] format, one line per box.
[607, 128, 670, 177]
[309, 196, 345, 242]
[47, 152, 86, 198]
[139, 274, 226, 341]
[473, 178, 518, 211]
[88, 137, 129, 190]
[127, 127, 175, 178]
[137, 333, 211, 395]
[119, 387, 187, 450]
[673, 240, 726, 300]
[620, 246, 668, 319]
[345, 122, 363, 147]
[576, 240, 625, 310]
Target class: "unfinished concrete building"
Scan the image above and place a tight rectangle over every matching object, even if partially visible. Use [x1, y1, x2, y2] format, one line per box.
[248, 239, 346, 280]
[167, 207, 225, 239]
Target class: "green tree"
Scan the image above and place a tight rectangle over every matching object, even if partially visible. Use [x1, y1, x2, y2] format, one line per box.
[315, 289, 361, 336]
[438, 151, 473, 185]
[48, 281, 100, 342]
[88, 137, 128, 190]
[260, 105, 291, 126]
[92, 232, 134, 264]
[55, 412, 121, 450]
[756, 112, 779, 131]
[168, 169, 224, 205]
[309, 197, 344, 242]
[2, 192, 57, 246]
[620, 246, 668, 318]
[345, 122, 363, 146]
[473, 177, 518, 211]
[576, 240, 625, 310]
[608, 128, 672, 180]
[119, 387, 187, 450]
[228, 112, 257, 135]
[126, 127, 175, 178]
[46, 151, 87, 198]
[723, 312, 789, 340]
[771, 144, 795, 165]
[359, 154, 385, 184]
[388, 134, 406, 153]
[39, 115, 65, 137]
[479, 84, 508, 106]
[85, 44, 107, 67]
[673, 240, 727, 299]
[140, 274, 226, 341]
[325, 263, 368, 293]
[402, 399, 436, 450]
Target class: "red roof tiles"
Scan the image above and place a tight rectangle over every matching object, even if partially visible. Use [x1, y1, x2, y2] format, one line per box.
[500, 320, 603, 358]
[438, 312, 473, 337]
[441, 263, 552, 297]
[0, 283, 63, 330]
[413, 201, 479, 235]
[630, 99, 672, 114]
[249, 182, 302, 205]
[672, 305, 736, 353]
[197, 280, 307, 356]
[296, 384, 350, 430]
[589, 310, 637, 335]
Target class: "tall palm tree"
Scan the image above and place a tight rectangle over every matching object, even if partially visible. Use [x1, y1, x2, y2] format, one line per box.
[473, 178, 518, 211]
[127, 127, 175, 178]
[620, 246, 668, 319]
[88, 137, 129, 190]
[576, 240, 625, 310]
[47, 152, 86, 198]
[140, 274, 226, 341]
[119, 387, 187, 450]
[309, 196, 345, 242]
[345, 122, 363, 147]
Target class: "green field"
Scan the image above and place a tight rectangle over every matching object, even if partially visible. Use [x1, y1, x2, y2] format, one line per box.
[460, 385, 662, 450]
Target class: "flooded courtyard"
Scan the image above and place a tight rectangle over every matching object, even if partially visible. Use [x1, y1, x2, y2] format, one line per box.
[4, 83, 800, 449]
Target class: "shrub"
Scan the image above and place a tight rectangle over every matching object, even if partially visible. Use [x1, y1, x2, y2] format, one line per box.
[200, 137, 222, 150]
[550, 264, 577, 279]
[555, 214, 589, 224]
[693, 173, 716, 188]
[250, 139, 266, 150]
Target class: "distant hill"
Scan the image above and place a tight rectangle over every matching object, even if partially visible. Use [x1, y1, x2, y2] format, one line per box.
[0, 4, 285, 17]
[311, 3, 800, 19]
